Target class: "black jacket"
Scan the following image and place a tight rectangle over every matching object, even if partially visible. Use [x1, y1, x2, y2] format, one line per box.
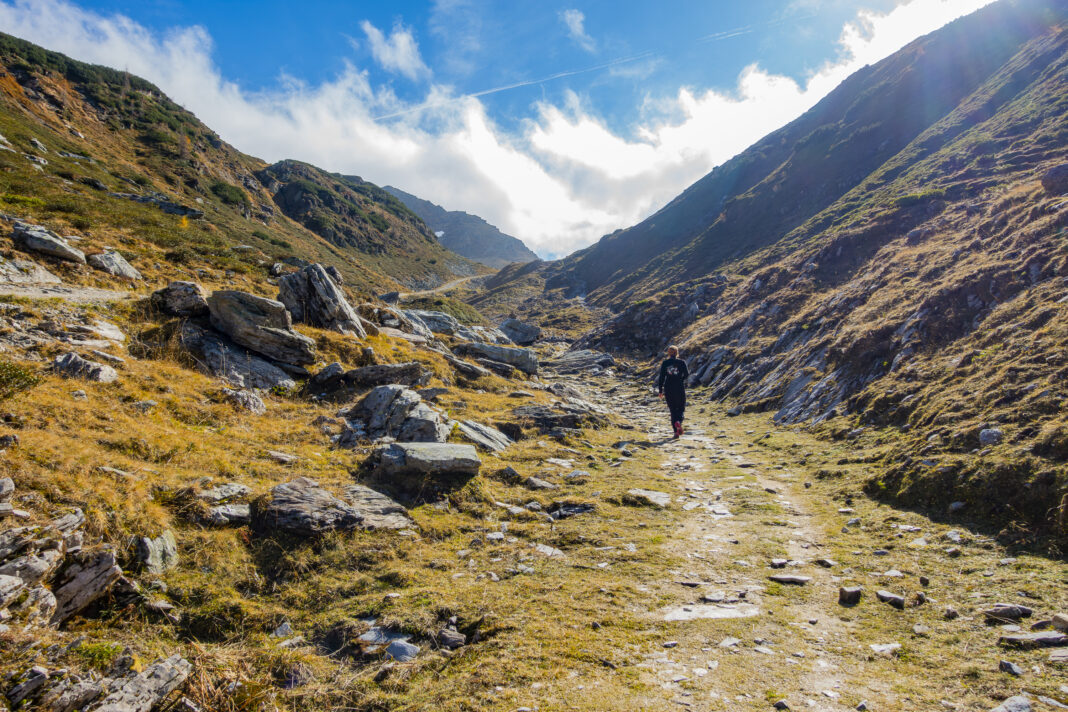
[658, 357, 689, 398]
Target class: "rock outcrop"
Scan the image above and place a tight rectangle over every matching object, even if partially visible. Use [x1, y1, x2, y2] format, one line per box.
[207, 290, 316, 365]
[0, 256, 61, 284]
[499, 318, 541, 345]
[456, 420, 513, 453]
[336, 385, 451, 445]
[307, 361, 432, 400]
[343, 484, 413, 530]
[11, 222, 85, 264]
[251, 478, 363, 536]
[546, 349, 615, 374]
[180, 324, 295, 391]
[53, 352, 119, 383]
[277, 263, 366, 336]
[454, 343, 538, 375]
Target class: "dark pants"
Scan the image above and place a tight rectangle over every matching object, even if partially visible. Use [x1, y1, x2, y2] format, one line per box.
[665, 391, 686, 425]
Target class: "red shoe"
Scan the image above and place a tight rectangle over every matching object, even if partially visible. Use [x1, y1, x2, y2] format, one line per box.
[672, 421, 681, 438]
[678, 422, 685, 436]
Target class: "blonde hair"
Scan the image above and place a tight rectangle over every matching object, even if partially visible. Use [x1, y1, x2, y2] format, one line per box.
[666, 345, 678, 356]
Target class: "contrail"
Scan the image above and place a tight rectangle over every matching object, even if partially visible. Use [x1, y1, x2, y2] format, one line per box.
[373, 51, 656, 120]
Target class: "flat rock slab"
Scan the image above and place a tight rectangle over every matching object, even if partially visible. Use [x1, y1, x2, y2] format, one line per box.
[370, 442, 481, 478]
[992, 696, 1033, 712]
[770, 575, 812, 585]
[457, 420, 513, 453]
[626, 489, 672, 508]
[999, 631, 1068, 649]
[343, 484, 413, 530]
[663, 604, 761, 622]
[92, 653, 191, 712]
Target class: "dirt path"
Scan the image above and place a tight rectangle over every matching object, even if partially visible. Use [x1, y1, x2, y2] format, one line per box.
[550, 370, 1068, 711]
[400, 275, 478, 298]
[0, 282, 135, 303]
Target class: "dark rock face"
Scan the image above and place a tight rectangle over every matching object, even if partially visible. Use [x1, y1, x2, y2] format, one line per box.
[277, 263, 365, 336]
[207, 290, 317, 365]
[151, 281, 209, 317]
[180, 323, 296, 391]
[108, 191, 204, 217]
[1041, 163, 1068, 194]
[499, 318, 541, 345]
[307, 361, 432, 400]
[336, 385, 450, 445]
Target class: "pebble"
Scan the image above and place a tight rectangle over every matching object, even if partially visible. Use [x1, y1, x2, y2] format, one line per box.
[769, 574, 811, 585]
[944, 607, 959, 620]
[998, 660, 1024, 676]
[876, 590, 905, 610]
[839, 586, 863, 606]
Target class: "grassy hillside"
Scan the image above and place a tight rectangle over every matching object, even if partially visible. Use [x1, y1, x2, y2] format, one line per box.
[0, 32, 479, 295]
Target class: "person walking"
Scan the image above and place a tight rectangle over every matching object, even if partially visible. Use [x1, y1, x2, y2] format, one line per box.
[657, 345, 689, 439]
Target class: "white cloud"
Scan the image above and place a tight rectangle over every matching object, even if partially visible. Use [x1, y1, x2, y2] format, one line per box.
[360, 20, 429, 80]
[0, 0, 996, 259]
[559, 9, 596, 53]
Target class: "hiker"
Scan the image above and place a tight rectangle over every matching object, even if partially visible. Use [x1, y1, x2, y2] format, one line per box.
[657, 345, 689, 438]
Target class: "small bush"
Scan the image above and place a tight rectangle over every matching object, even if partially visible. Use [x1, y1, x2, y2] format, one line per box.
[210, 180, 247, 206]
[0, 361, 39, 400]
[73, 641, 124, 672]
[0, 193, 45, 207]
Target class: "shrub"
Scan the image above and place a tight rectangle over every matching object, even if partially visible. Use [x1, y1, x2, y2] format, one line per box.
[0, 361, 39, 400]
[0, 193, 45, 207]
[210, 180, 247, 206]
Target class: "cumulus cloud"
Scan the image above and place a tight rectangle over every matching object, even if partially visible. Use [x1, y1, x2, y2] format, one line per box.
[0, 0, 995, 258]
[559, 9, 596, 53]
[359, 20, 429, 80]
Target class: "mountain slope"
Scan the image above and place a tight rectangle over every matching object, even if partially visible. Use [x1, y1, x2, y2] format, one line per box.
[384, 185, 539, 268]
[0, 32, 479, 295]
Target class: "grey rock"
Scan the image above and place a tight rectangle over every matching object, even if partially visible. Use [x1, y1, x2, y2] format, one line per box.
[0, 549, 64, 586]
[151, 282, 209, 317]
[207, 290, 316, 365]
[51, 547, 123, 624]
[0, 256, 61, 284]
[457, 420, 513, 453]
[839, 586, 863, 606]
[203, 504, 251, 527]
[197, 482, 252, 504]
[546, 349, 615, 373]
[221, 388, 266, 415]
[979, 428, 1003, 446]
[869, 643, 901, 656]
[277, 263, 365, 336]
[88, 250, 142, 280]
[991, 696, 1032, 712]
[310, 362, 432, 399]
[385, 639, 420, 662]
[626, 489, 671, 508]
[8, 665, 49, 706]
[134, 530, 178, 575]
[342, 484, 412, 530]
[948, 501, 966, 513]
[180, 323, 295, 390]
[0, 477, 12, 501]
[984, 604, 1033, 622]
[53, 352, 118, 383]
[403, 309, 461, 335]
[11, 222, 86, 263]
[92, 653, 192, 712]
[524, 476, 557, 491]
[0, 573, 26, 608]
[437, 627, 466, 649]
[499, 318, 541, 345]
[443, 352, 492, 379]
[252, 478, 363, 537]
[769, 575, 811, 585]
[456, 324, 512, 344]
[338, 385, 450, 444]
[369, 442, 481, 478]
[548, 502, 595, 520]
[1053, 613, 1068, 632]
[454, 342, 538, 375]
[999, 660, 1024, 676]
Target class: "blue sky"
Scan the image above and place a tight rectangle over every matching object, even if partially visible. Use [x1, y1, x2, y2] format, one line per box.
[0, 0, 995, 256]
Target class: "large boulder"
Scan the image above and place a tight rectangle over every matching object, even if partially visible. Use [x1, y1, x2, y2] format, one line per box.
[207, 290, 316, 365]
[454, 343, 538, 375]
[251, 478, 363, 536]
[403, 310, 461, 335]
[11, 222, 85, 264]
[277, 263, 366, 337]
[133, 530, 178, 575]
[499, 318, 541, 345]
[180, 323, 295, 390]
[151, 281, 209, 317]
[336, 385, 451, 445]
[87, 250, 141, 280]
[0, 256, 60, 284]
[368, 442, 481, 478]
[1041, 163, 1068, 195]
[50, 546, 122, 624]
[53, 352, 118, 383]
[546, 349, 615, 374]
[456, 325, 512, 344]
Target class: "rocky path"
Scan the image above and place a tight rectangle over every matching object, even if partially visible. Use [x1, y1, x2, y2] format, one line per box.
[399, 274, 478, 298]
[558, 371, 1068, 711]
[0, 282, 134, 303]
